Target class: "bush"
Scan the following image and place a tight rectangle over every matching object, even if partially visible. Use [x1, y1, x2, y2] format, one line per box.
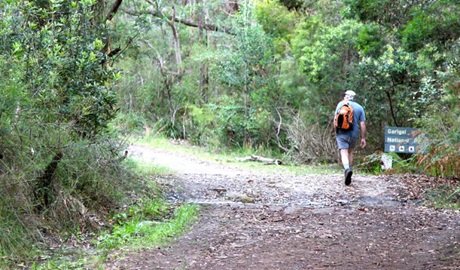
[110, 112, 148, 136]
[286, 114, 337, 164]
[415, 70, 460, 179]
[0, 1, 126, 265]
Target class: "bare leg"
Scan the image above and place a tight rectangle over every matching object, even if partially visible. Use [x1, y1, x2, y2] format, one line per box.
[340, 149, 350, 170]
[348, 149, 353, 168]
[341, 149, 354, 185]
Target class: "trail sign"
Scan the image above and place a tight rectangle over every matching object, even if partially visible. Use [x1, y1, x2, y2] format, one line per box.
[384, 126, 421, 154]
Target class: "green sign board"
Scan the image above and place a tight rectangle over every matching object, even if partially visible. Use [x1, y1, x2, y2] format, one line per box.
[384, 126, 421, 153]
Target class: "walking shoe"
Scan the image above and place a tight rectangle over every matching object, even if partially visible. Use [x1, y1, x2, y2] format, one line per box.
[344, 168, 353, 186]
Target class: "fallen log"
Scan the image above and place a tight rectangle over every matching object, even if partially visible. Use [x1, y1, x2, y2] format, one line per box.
[235, 155, 282, 165]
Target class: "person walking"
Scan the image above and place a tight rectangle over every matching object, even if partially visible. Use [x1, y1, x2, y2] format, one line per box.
[334, 90, 366, 185]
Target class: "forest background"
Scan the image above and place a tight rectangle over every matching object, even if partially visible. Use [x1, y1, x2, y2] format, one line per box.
[0, 0, 459, 267]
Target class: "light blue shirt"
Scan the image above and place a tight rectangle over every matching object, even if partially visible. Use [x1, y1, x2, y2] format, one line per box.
[335, 100, 366, 139]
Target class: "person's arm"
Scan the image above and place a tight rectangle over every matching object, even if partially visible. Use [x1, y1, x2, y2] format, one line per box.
[360, 121, 366, 148]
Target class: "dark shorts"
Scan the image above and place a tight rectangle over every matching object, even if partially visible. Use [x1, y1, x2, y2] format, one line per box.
[336, 134, 358, 150]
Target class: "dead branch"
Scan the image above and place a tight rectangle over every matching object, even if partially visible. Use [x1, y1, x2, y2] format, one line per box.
[274, 107, 289, 152]
[235, 155, 282, 165]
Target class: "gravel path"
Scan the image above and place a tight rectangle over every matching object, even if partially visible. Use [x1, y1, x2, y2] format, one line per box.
[105, 144, 460, 270]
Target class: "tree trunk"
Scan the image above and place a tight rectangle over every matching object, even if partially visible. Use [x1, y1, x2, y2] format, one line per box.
[168, 5, 183, 78]
[199, 0, 210, 103]
[34, 151, 63, 211]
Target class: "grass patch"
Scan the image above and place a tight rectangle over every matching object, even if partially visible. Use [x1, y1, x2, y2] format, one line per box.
[97, 200, 199, 250]
[124, 158, 174, 176]
[0, 211, 39, 269]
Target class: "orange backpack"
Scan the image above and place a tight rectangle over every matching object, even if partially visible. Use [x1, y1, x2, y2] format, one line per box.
[334, 102, 354, 131]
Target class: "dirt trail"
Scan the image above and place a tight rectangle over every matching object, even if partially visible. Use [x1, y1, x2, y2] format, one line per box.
[105, 144, 460, 270]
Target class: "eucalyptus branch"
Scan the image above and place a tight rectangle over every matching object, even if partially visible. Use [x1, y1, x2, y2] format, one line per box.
[105, 0, 123, 22]
[122, 6, 235, 35]
[274, 107, 289, 152]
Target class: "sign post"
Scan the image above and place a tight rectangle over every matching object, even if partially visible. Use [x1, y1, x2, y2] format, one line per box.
[382, 126, 421, 170]
[384, 126, 421, 154]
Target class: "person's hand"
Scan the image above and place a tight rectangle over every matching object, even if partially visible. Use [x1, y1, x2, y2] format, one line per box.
[361, 138, 366, 149]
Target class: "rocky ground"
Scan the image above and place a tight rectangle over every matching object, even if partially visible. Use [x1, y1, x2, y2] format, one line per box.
[104, 144, 460, 270]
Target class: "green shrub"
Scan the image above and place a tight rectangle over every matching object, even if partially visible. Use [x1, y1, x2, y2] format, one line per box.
[415, 77, 460, 179]
[110, 113, 147, 136]
[424, 185, 460, 209]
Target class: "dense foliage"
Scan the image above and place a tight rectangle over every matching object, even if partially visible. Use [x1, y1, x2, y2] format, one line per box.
[0, 0, 133, 265]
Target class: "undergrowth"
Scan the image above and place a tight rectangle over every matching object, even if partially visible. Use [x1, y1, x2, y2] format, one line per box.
[358, 152, 420, 175]
[97, 201, 198, 250]
[424, 185, 460, 210]
[26, 156, 199, 270]
[0, 130, 199, 269]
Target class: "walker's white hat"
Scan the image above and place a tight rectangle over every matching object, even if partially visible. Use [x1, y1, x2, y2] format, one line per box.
[345, 90, 356, 97]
